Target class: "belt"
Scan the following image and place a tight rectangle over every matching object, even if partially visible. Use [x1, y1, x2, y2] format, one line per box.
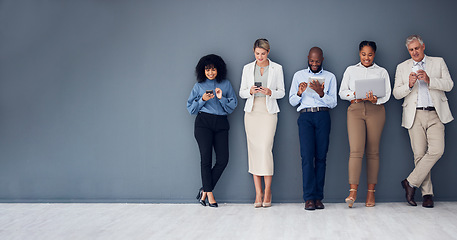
[198, 112, 227, 117]
[351, 99, 366, 104]
[300, 107, 329, 113]
[417, 107, 435, 111]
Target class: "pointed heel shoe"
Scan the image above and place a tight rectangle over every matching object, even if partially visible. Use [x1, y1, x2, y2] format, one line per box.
[254, 194, 263, 208]
[345, 189, 357, 208]
[262, 193, 272, 208]
[196, 188, 206, 206]
[365, 189, 376, 207]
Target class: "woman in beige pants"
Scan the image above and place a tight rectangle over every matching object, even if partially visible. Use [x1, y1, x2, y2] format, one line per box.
[339, 41, 391, 207]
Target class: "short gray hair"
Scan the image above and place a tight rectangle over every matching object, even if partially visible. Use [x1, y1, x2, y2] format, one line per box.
[405, 34, 424, 48]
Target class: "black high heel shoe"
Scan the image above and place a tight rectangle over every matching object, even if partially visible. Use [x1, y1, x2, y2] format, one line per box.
[208, 202, 218, 208]
[196, 188, 206, 206]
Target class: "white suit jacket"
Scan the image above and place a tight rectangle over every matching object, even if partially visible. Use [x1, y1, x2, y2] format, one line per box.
[393, 56, 454, 129]
[239, 59, 285, 113]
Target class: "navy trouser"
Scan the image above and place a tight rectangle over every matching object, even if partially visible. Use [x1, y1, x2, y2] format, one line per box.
[297, 111, 331, 201]
[194, 112, 229, 192]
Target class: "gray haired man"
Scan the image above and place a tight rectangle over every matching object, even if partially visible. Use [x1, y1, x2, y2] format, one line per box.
[393, 35, 454, 208]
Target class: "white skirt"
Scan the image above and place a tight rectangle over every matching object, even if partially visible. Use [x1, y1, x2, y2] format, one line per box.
[244, 97, 278, 176]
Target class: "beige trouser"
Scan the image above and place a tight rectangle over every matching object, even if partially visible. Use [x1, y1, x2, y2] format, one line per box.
[407, 110, 445, 196]
[347, 102, 385, 185]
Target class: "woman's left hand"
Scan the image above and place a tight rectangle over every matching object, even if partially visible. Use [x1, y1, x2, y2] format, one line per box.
[364, 91, 377, 104]
[259, 87, 272, 96]
[215, 88, 222, 99]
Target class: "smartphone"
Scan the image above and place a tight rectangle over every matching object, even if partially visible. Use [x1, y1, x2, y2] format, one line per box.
[254, 82, 262, 88]
[206, 90, 213, 94]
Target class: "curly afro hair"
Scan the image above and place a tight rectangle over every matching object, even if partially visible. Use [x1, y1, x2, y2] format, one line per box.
[195, 54, 227, 83]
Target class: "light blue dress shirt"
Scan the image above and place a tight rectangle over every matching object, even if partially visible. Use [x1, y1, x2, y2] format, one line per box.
[187, 79, 238, 115]
[412, 55, 434, 107]
[289, 68, 337, 111]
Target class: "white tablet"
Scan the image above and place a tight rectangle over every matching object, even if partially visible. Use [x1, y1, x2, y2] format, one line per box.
[355, 78, 386, 99]
[308, 76, 325, 85]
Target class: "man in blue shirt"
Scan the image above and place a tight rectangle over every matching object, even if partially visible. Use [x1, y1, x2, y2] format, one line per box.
[289, 47, 337, 210]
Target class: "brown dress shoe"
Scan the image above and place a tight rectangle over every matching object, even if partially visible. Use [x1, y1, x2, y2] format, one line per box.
[315, 200, 325, 209]
[422, 195, 434, 208]
[401, 179, 417, 206]
[304, 200, 315, 211]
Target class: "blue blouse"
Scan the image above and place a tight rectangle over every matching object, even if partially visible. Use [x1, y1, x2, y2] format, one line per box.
[187, 79, 238, 115]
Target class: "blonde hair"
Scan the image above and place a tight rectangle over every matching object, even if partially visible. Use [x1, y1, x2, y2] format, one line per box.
[253, 38, 270, 51]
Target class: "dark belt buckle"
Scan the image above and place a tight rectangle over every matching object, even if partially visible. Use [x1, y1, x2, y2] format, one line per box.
[417, 107, 434, 111]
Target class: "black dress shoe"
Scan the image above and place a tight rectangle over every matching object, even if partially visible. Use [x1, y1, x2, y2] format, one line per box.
[208, 202, 218, 208]
[401, 179, 417, 206]
[422, 195, 434, 208]
[304, 200, 315, 211]
[315, 200, 325, 209]
[196, 188, 206, 206]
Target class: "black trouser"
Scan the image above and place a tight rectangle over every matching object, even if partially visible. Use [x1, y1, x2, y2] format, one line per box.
[194, 112, 230, 192]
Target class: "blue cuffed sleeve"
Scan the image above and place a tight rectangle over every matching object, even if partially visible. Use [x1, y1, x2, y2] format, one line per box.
[289, 72, 302, 108]
[187, 84, 206, 115]
[321, 74, 337, 109]
[218, 81, 238, 114]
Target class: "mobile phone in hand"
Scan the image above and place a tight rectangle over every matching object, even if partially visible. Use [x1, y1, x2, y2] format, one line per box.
[254, 82, 262, 88]
[206, 90, 213, 94]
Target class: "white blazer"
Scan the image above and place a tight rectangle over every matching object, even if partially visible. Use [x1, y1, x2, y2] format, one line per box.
[239, 59, 285, 113]
[393, 56, 454, 129]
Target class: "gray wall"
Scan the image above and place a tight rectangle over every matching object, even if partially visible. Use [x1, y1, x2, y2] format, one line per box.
[0, 0, 456, 203]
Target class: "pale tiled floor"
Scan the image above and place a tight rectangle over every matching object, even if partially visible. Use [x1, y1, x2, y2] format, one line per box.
[0, 202, 456, 240]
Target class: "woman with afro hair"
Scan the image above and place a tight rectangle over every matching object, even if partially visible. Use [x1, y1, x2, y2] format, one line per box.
[187, 54, 238, 207]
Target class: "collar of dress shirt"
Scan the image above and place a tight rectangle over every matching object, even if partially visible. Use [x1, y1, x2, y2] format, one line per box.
[355, 62, 379, 69]
[307, 67, 323, 74]
[413, 55, 427, 65]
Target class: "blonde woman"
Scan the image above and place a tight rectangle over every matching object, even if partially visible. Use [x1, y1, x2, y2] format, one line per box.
[239, 39, 285, 208]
